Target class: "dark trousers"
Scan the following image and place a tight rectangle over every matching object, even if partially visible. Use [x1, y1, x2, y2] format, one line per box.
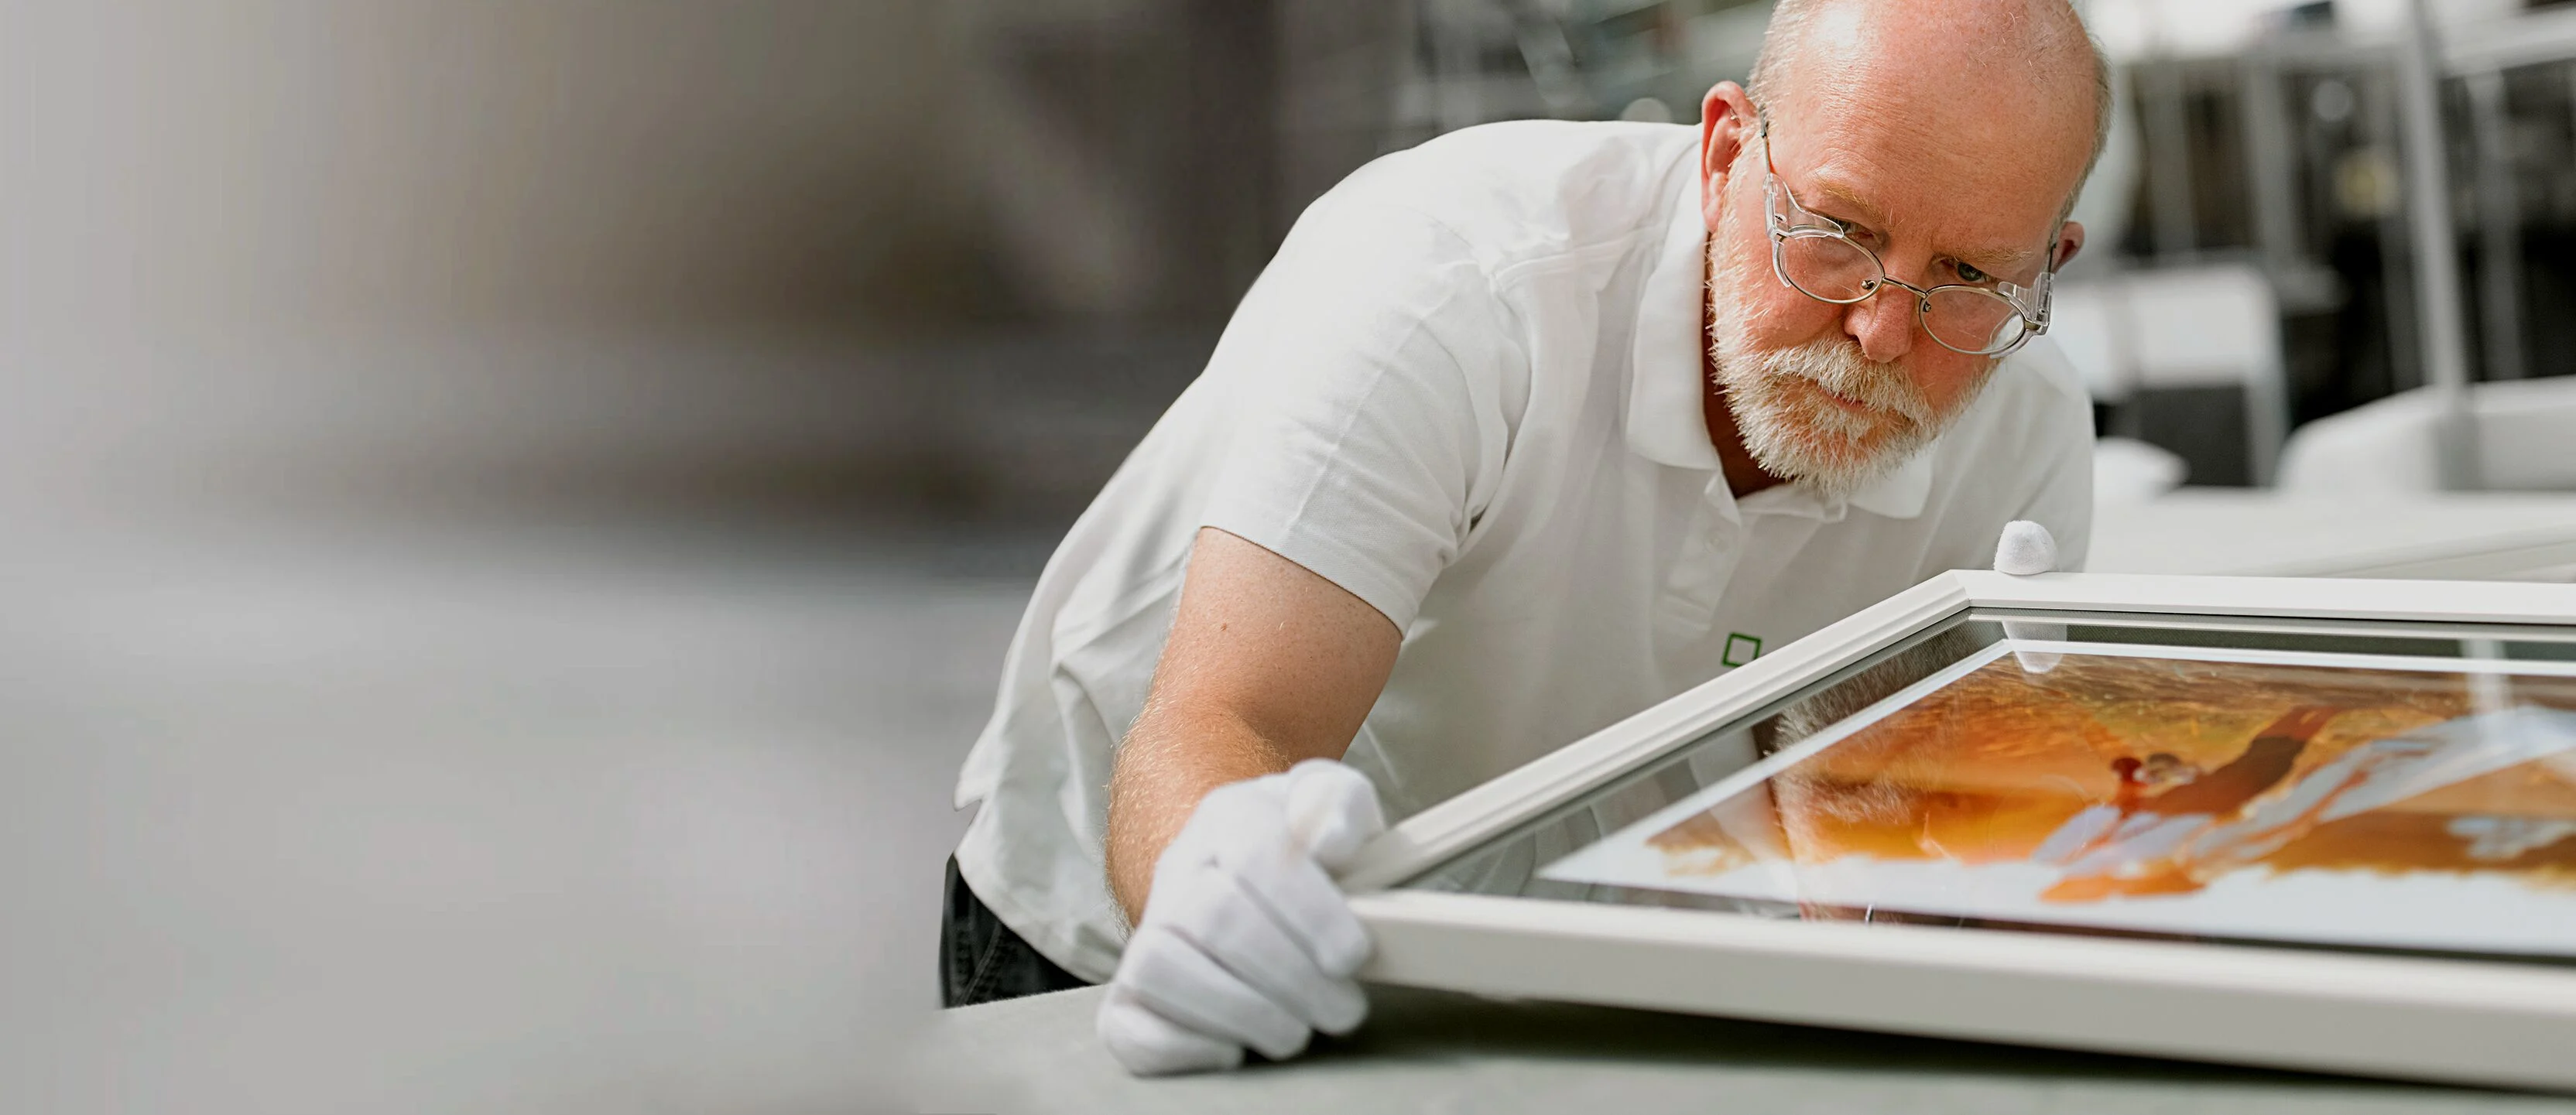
[940, 856, 1091, 1007]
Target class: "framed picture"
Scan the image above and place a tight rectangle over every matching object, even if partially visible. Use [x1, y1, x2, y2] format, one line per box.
[1339, 571, 2576, 1090]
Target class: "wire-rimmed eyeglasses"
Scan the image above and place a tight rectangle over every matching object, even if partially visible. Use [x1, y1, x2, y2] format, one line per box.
[1757, 117, 2056, 357]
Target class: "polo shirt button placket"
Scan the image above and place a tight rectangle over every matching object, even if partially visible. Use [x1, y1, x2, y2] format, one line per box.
[1705, 515, 1742, 552]
[1703, 504, 1745, 594]
[1656, 508, 1742, 648]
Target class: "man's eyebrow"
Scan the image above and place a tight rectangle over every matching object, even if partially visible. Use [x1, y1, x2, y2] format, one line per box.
[1805, 171, 2042, 275]
[1801, 174, 1886, 228]
[1954, 243, 2042, 274]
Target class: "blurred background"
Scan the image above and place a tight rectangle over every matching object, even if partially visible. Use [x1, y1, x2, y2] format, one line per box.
[6, 0, 2576, 1110]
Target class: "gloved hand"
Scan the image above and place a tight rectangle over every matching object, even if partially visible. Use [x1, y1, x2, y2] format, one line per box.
[1994, 519, 2065, 672]
[1096, 758, 1386, 1076]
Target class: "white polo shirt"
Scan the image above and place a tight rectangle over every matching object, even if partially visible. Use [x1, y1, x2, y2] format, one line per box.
[952, 120, 2095, 982]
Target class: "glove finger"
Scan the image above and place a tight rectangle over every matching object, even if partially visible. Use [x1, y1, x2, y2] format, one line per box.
[1120, 924, 1312, 1061]
[1284, 760, 1386, 870]
[1992, 518, 2057, 576]
[1096, 985, 1244, 1076]
[1308, 975, 1370, 1036]
[1220, 835, 1373, 979]
[1166, 867, 1369, 1035]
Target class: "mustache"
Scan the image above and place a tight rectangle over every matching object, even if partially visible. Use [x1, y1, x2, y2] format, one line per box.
[1766, 339, 1937, 428]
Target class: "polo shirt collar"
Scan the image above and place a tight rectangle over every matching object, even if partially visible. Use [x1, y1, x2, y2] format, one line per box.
[1622, 147, 1933, 522]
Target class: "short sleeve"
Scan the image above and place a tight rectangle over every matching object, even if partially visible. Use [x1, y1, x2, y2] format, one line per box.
[1194, 197, 1517, 631]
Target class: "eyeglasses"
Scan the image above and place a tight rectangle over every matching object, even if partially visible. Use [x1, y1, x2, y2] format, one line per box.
[1757, 117, 2055, 357]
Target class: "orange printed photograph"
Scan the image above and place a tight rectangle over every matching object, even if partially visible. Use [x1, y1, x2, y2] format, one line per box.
[1540, 644, 2576, 956]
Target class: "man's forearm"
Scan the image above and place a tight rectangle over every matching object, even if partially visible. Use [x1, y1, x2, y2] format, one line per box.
[1102, 527, 1403, 927]
[1105, 700, 1296, 925]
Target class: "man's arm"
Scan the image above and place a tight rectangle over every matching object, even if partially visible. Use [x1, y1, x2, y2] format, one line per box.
[1106, 526, 1403, 925]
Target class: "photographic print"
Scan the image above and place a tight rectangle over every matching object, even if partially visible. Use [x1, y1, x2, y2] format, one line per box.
[1539, 641, 2576, 957]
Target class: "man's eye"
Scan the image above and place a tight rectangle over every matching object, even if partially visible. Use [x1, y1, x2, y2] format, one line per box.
[1956, 262, 1992, 284]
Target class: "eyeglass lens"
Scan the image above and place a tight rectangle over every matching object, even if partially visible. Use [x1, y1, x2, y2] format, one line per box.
[1777, 232, 2029, 355]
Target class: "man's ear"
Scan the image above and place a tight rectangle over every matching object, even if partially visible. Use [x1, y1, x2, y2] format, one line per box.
[1699, 81, 1756, 234]
[2054, 220, 2088, 271]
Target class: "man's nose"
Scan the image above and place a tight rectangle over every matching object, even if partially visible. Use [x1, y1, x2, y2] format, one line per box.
[1844, 286, 1915, 363]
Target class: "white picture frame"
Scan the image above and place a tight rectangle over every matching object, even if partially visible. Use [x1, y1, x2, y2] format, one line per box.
[1339, 570, 2576, 1091]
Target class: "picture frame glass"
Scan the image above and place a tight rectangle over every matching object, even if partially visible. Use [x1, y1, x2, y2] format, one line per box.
[1398, 607, 2576, 963]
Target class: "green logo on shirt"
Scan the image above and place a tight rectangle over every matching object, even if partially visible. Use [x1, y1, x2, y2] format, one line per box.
[1722, 632, 1762, 668]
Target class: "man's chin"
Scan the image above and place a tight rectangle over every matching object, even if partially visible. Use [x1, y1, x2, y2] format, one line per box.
[1707, 332, 1947, 501]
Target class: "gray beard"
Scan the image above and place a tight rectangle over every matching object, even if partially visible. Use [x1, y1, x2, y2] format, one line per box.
[1704, 239, 1991, 502]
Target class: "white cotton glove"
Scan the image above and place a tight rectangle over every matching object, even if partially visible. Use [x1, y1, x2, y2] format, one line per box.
[1096, 758, 1386, 1076]
[1994, 519, 2066, 672]
[1992, 518, 2058, 576]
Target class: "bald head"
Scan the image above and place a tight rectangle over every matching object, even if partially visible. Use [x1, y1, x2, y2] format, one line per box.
[1748, 0, 2111, 216]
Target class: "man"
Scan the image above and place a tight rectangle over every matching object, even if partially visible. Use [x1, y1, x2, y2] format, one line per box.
[945, 0, 2111, 1075]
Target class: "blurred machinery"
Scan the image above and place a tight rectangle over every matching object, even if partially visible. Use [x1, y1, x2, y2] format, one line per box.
[2111, 0, 2576, 488]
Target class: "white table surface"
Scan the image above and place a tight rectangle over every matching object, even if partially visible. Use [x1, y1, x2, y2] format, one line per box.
[2087, 491, 2576, 580]
[912, 985, 2576, 1113]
